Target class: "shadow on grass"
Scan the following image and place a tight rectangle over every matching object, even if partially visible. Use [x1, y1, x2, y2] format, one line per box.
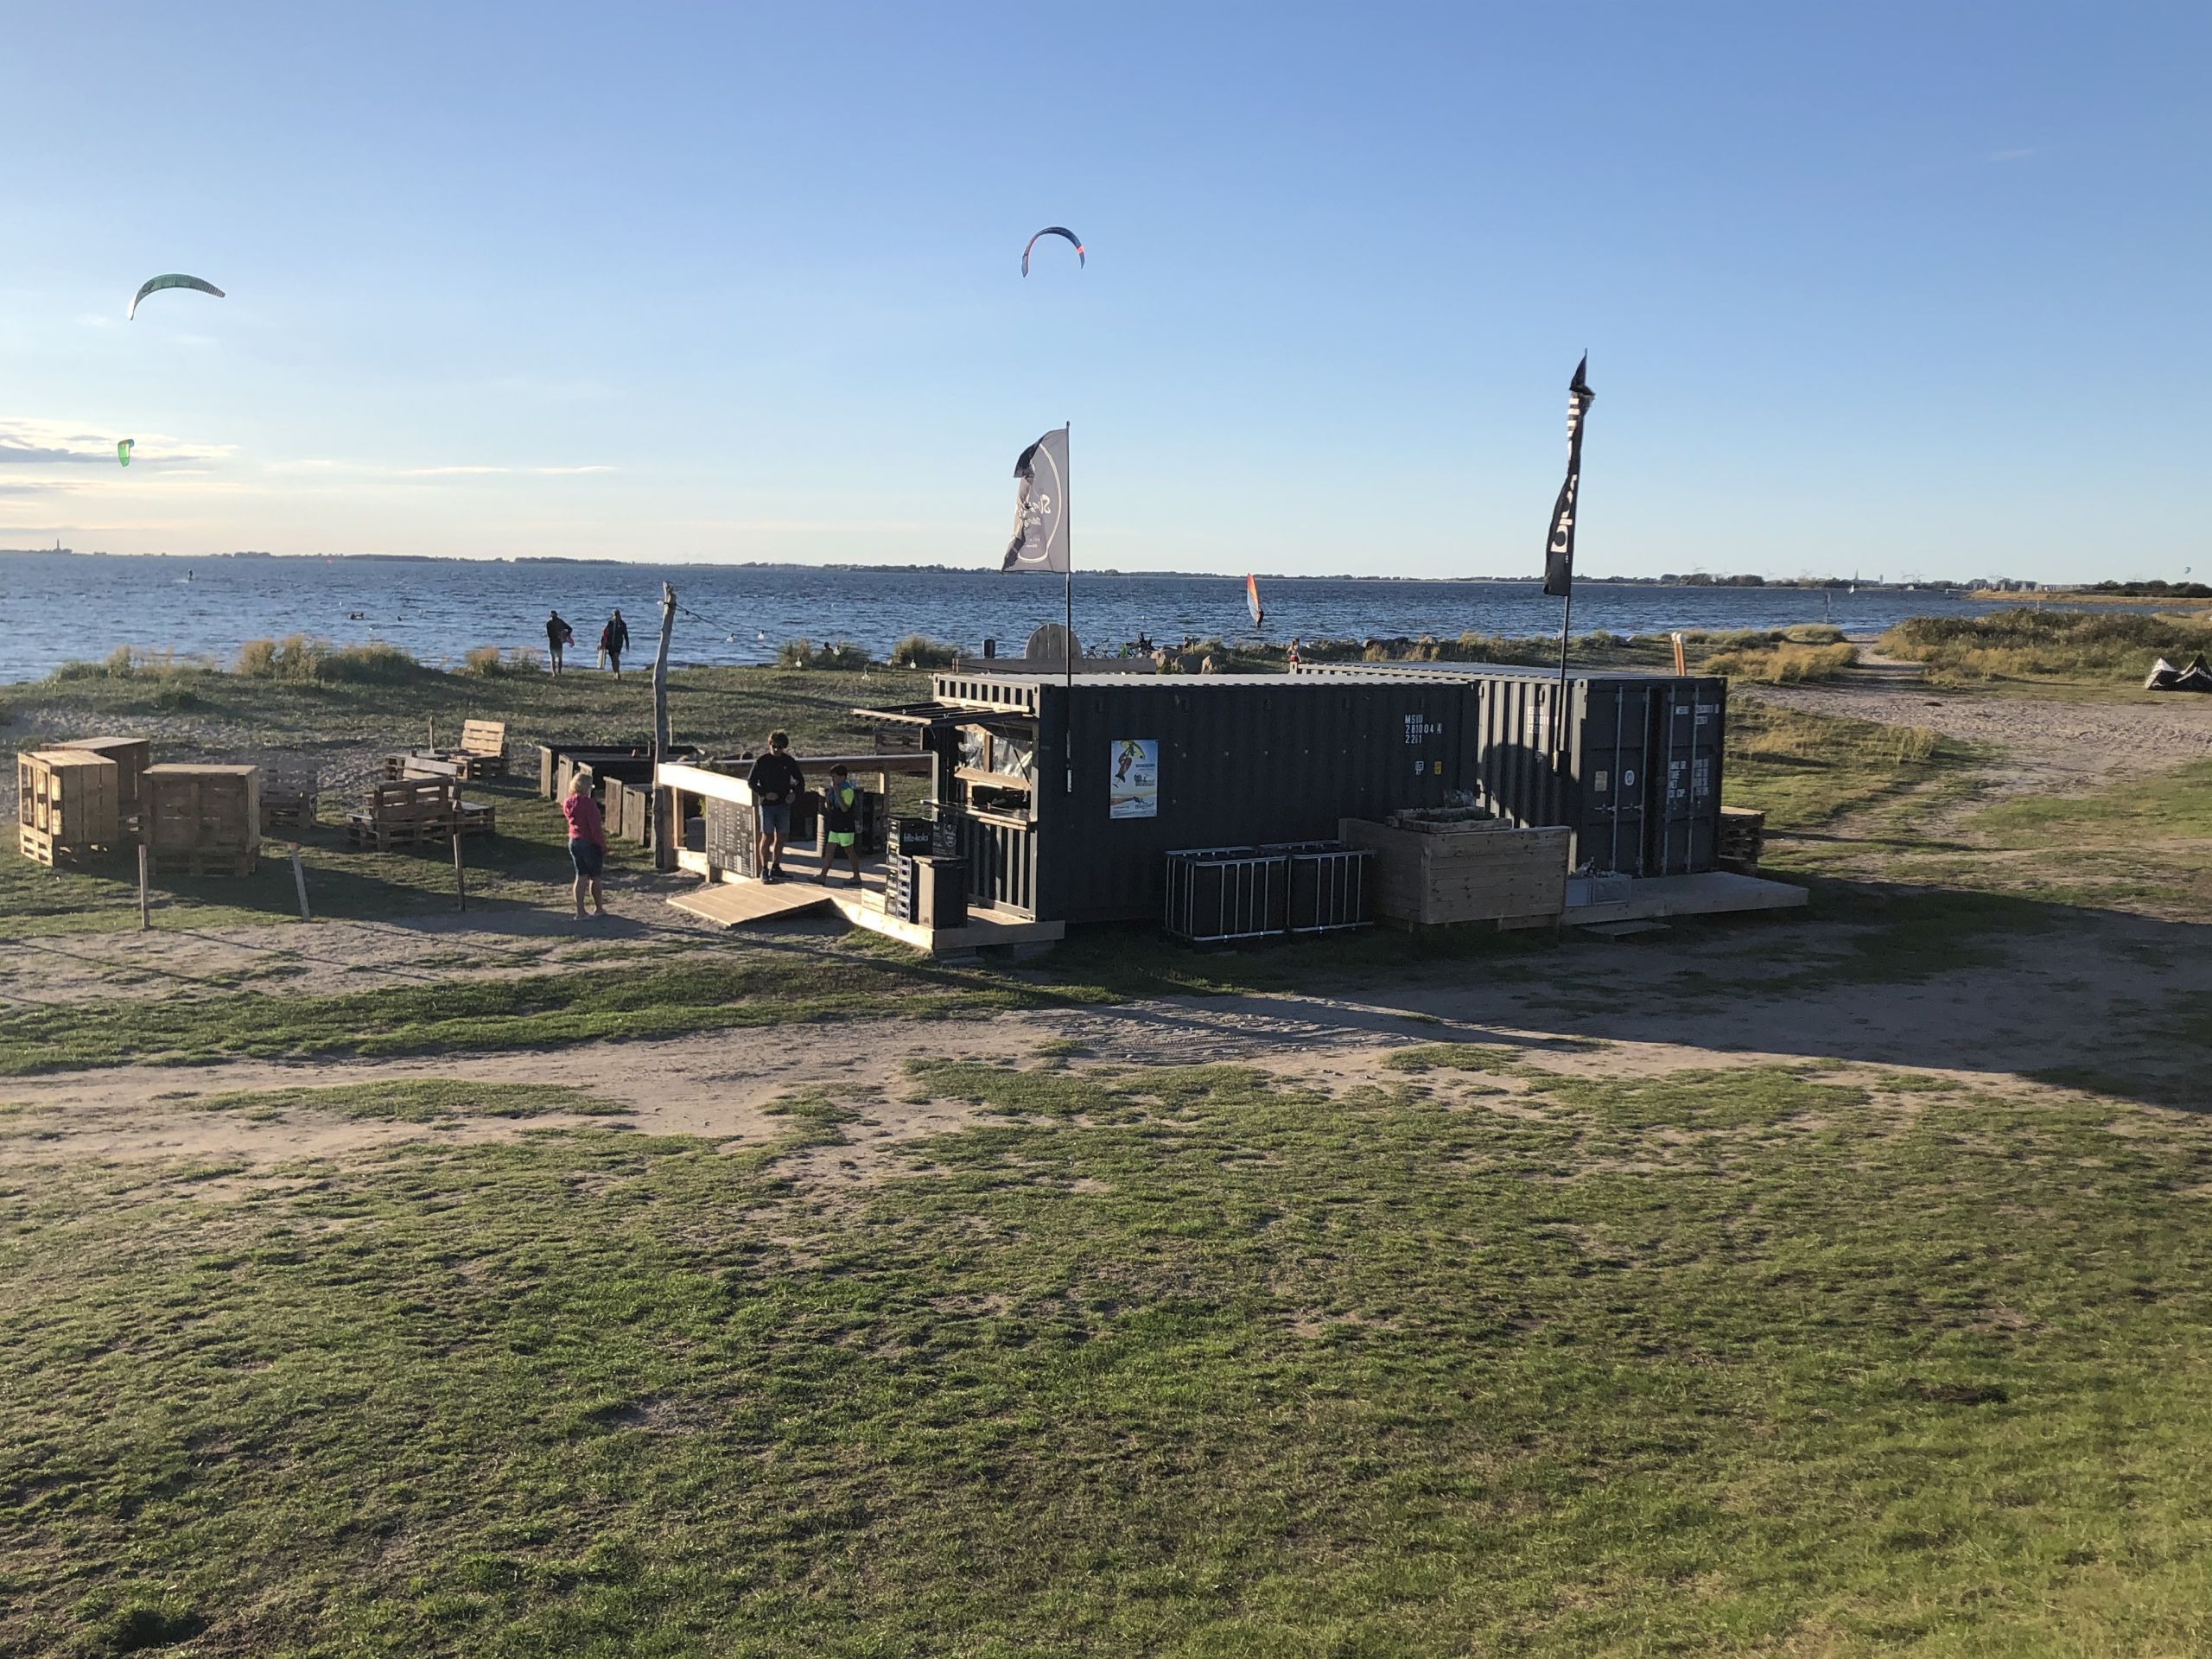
[1020, 876, 2208, 1111]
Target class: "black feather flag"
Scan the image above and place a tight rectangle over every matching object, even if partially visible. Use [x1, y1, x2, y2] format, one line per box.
[1541, 355, 1594, 598]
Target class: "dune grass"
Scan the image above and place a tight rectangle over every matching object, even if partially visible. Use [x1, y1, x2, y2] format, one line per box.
[1883, 607, 2212, 689]
[5, 1058, 2210, 1655]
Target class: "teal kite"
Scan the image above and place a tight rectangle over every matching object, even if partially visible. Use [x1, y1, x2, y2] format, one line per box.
[128, 273, 225, 321]
[118, 439, 133, 467]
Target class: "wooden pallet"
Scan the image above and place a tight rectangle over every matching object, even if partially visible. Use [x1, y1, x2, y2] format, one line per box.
[345, 804, 497, 851]
[1718, 805, 1766, 874]
[149, 849, 257, 878]
[18, 825, 123, 867]
[262, 783, 318, 830]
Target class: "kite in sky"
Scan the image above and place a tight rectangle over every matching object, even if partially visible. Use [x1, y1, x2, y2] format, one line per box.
[128, 273, 226, 321]
[117, 440, 133, 467]
[1020, 226, 1084, 276]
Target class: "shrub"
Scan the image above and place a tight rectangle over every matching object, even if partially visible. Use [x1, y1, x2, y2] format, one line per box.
[1703, 641, 1859, 684]
[891, 633, 959, 669]
[778, 639, 873, 671]
[52, 645, 146, 681]
[234, 634, 422, 683]
[319, 642, 421, 683]
[463, 644, 542, 677]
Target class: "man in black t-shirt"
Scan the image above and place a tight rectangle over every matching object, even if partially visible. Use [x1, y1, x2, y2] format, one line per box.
[746, 730, 804, 881]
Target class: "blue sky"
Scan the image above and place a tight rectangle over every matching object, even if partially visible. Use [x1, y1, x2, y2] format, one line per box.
[2, 3, 2203, 581]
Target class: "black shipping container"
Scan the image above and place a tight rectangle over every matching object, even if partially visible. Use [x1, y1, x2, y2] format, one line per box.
[868, 672, 1484, 925]
[1306, 663, 1726, 878]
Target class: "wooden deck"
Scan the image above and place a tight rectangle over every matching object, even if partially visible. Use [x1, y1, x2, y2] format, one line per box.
[667, 837, 1062, 954]
[1561, 871, 1808, 927]
[825, 888, 1064, 957]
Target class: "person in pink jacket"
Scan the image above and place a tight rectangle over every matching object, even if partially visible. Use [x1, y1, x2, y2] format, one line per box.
[562, 773, 607, 918]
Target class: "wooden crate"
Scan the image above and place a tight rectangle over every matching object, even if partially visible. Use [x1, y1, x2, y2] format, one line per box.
[1340, 817, 1569, 928]
[143, 764, 260, 876]
[54, 735, 150, 809]
[18, 749, 122, 865]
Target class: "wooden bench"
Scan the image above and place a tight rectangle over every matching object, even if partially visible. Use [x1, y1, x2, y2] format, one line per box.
[458, 720, 510, 778]
[381, 719, 512, 785]
[346, 777, 498, 851]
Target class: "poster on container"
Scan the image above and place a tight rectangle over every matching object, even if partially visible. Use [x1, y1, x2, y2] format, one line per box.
[1109, 739, 1159, 818]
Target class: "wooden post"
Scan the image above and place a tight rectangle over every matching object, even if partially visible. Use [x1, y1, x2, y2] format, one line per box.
[137, 843, 150, 931]
[453, 831, 467, 912]
[652, 581, 677, 872]
[290, 844, 312, 922]
[429, 716, 436, 753]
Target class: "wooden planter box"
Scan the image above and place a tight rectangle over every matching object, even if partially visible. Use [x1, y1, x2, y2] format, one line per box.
[18, 749, 122, 865]
[143, 764, 261, 877]
[55, 736, 150, 810]
[1339, 817, 1569, 928]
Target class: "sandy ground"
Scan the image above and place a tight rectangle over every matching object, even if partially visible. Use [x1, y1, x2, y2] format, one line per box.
[5, 905, 2200, 1192]
[1757, 656, 2212, 800]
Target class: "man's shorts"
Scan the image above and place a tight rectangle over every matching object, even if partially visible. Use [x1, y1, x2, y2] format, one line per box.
[759, 802, 791, 836]
[569, 837, 604, 878]
[826, 830, 855, 849]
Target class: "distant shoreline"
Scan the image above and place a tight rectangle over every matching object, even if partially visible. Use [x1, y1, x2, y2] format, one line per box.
[0, 548, 2001, 593]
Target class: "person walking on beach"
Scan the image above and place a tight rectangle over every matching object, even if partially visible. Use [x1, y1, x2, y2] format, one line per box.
[562, 772, 607, 918]
[817, 764, 863, 887]
[747, 730, 804, 883]
[601, 609, 631, 678]
[546, 609, 575, 675]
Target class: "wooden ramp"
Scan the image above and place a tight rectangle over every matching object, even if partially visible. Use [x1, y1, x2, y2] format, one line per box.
[668, 880, 836, 928]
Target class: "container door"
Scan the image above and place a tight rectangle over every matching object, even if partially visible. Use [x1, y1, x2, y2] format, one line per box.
[1576, 683, 1649, 877]
[1645, 682, 1722, 875]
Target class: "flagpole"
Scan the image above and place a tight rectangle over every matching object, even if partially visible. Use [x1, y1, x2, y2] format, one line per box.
[1064, 422, 1074, 796]
[1554, 582, 1573, 768]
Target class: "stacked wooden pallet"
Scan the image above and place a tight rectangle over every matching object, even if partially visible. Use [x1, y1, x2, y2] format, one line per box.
[17, 749, 123, 867]
[1718, 806, 1766, 874]
[143, 765, 261, 877]
[346, 778, 498, 851]
[261, 771, 319, 831]
[1339, 815, 1569, 929]
[54, 736, 149, 813]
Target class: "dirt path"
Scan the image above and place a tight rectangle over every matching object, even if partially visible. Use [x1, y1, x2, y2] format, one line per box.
[7, 909, 2198, 1188]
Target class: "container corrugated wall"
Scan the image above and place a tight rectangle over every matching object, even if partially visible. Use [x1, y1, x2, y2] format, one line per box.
[1307, 663, 1726, 877]
[974, 676, 1482, 925]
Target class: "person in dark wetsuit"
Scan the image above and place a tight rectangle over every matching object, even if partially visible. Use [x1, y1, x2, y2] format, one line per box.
[546, 609, 575, 675]
[746, 730, 804, 882]
[600, 609, 631, 678]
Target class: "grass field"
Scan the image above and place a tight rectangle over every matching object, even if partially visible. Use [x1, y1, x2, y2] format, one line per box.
[6, 1057, 2210, 1656]
[9, 639, 2212, 1655]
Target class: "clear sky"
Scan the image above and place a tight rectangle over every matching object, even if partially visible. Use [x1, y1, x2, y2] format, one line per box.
[1, 3, 2203, 582]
